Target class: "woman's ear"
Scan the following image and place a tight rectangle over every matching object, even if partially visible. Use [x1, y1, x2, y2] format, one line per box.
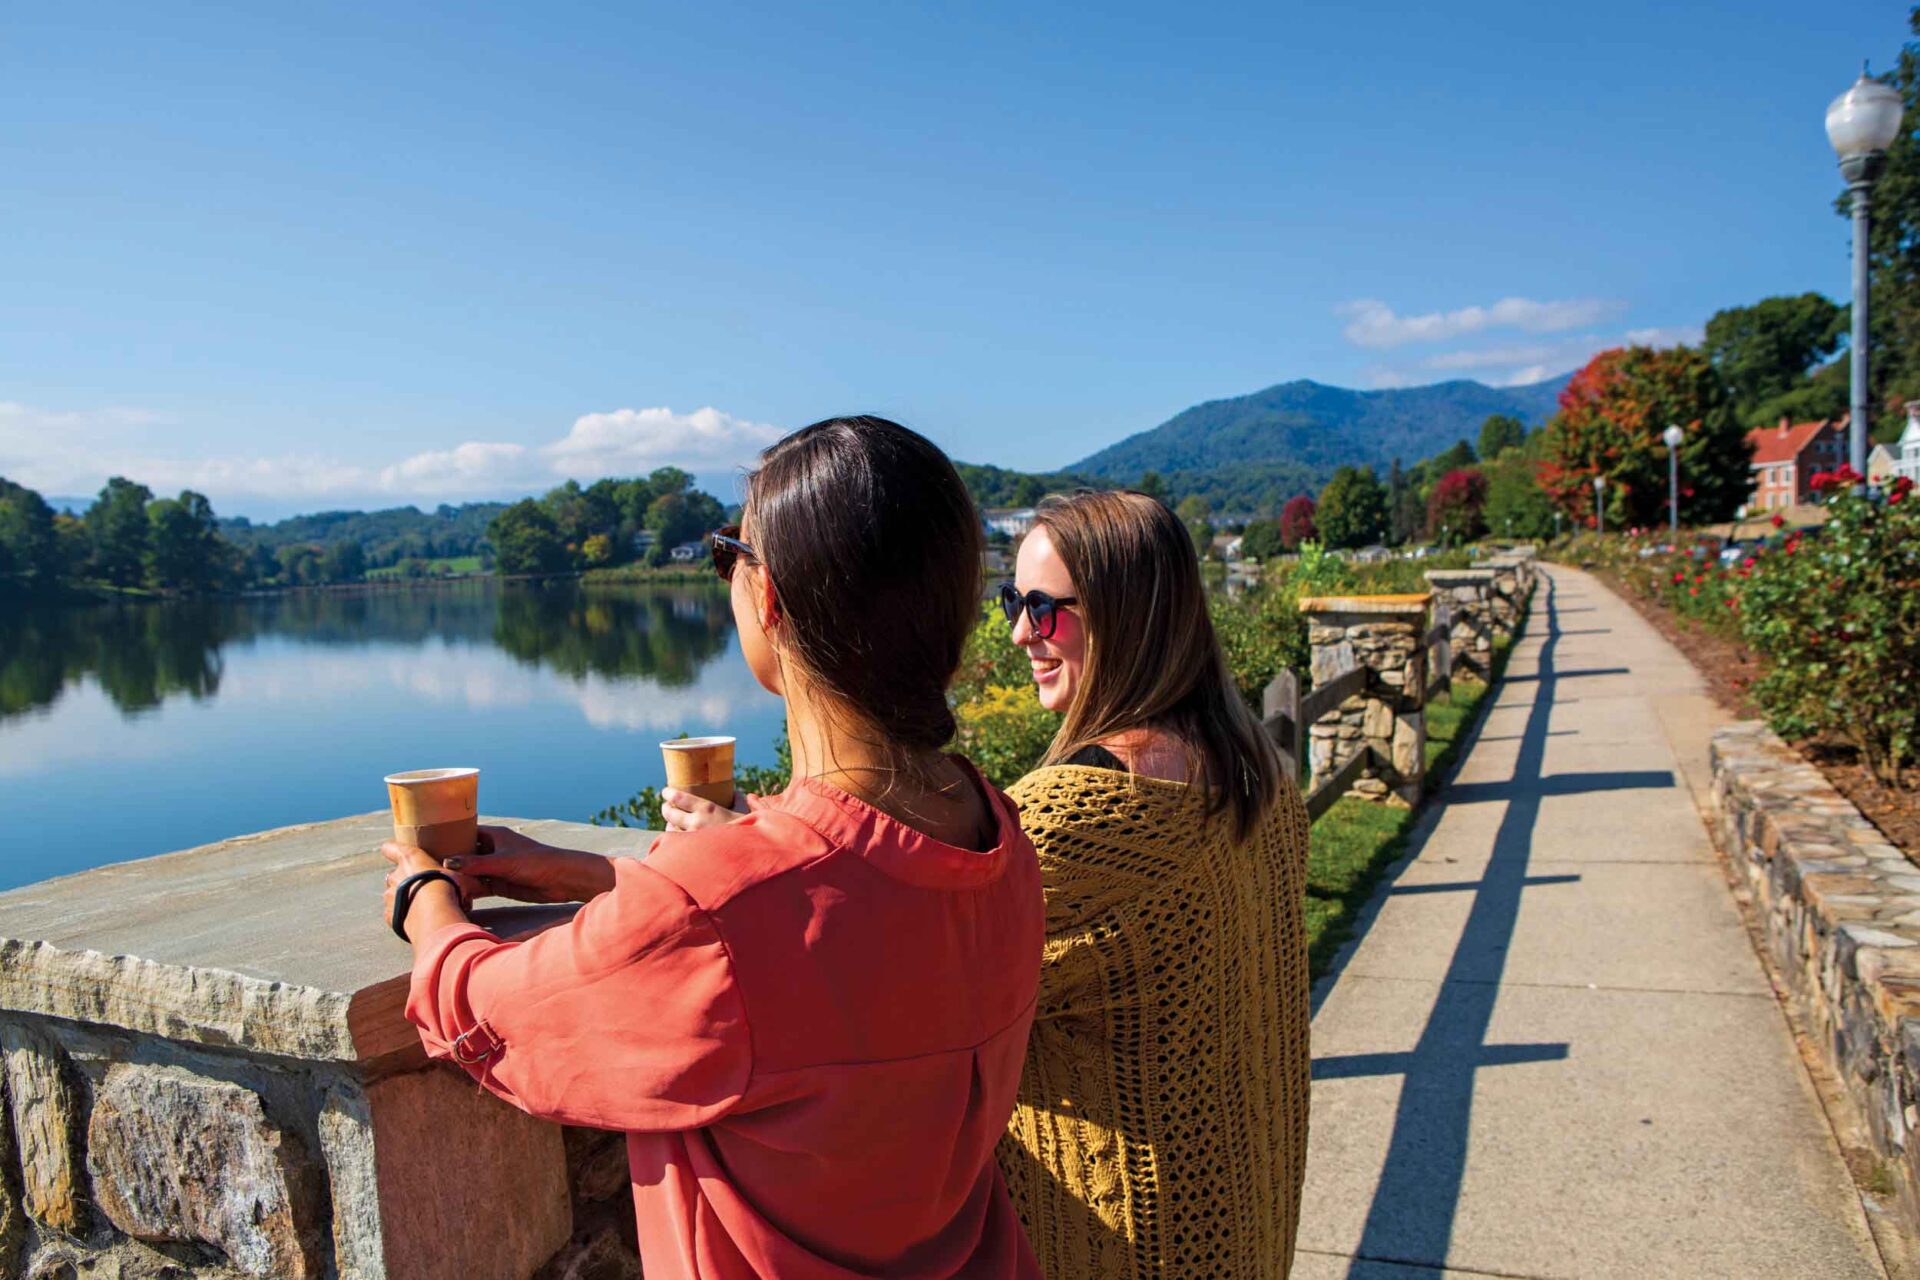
[756, 564, 781, 636]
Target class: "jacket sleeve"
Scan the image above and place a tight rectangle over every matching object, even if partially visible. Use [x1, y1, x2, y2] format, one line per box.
[406, 855, 751, 1132]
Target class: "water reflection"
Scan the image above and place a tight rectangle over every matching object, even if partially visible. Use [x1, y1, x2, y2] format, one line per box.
[0, 580, 782, 887]
[0, 581, 738, 723]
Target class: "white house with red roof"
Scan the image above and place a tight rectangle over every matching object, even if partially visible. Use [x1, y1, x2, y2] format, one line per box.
[1745, 414, 1848, 511]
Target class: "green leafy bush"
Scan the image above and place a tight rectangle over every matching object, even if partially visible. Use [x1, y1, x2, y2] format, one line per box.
[1739, 474, 1920, 785]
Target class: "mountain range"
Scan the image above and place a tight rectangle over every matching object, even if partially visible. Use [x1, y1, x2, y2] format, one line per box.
[1064, 374, 1569, 510]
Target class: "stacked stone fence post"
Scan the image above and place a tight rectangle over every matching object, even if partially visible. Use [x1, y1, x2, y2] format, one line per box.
[1297, 593, 1430, 808]
[1422, 569, 1495, 681]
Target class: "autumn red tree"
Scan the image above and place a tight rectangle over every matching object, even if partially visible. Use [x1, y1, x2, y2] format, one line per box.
[1279, 495, 1318, 549]
[1426, 469, 1488, 545]
[1539, 345, 1749, 529]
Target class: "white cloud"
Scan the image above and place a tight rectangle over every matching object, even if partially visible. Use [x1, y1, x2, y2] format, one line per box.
[1337, 296, 1625, 348]
[377, 442, 530, 495]
[0, 400, 783, 508]
[1358, 319, 1707, 392]
[544, 407, 783, 478]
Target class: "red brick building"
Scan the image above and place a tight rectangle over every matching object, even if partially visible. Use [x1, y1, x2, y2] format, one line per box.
[1745, 415, 1847, 512]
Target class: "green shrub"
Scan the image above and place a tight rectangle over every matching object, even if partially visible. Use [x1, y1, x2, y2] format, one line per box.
[1740, 475, 1920, 785]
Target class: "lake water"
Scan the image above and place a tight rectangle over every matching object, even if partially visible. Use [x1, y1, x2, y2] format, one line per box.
[0, 582, 788, 891]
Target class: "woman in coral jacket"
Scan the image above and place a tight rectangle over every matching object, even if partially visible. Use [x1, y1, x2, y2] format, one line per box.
[380, 416, 1043, 1279]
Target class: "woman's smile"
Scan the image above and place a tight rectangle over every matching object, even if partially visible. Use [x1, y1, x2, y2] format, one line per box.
[1030, 655, 1063, 684]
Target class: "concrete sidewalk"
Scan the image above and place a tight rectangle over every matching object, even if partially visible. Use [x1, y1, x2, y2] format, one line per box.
[1296, 564, 1886, 1279]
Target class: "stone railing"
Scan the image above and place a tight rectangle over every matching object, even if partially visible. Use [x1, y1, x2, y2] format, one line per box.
[0, 814, 651, 1279]
[1711, 722, 1920, 1230]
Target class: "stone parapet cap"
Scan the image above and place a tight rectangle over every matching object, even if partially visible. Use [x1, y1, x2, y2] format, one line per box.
[1298, 592, 1433, 616]
[1423, 569, 1496, 584]
[0, 813, 649, 1064]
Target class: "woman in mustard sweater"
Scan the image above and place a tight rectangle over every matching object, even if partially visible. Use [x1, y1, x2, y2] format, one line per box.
[994, 489, 1311, 1278]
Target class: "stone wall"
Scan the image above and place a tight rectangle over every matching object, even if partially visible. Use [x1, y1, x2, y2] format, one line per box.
[0, 814, 652, 1279]
[1301, 594, 1430, 807]
[1711, 723, 1920, 1230]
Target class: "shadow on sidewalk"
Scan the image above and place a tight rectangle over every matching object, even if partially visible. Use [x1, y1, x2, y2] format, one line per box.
[1310, 571, 1680, 1275]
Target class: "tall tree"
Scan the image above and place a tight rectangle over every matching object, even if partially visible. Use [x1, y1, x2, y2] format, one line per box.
[1426, 469, 1489, 545]
[1315, 465, 1387, 549]
[86, 477, 154, 587]
[1539, 345, 1749, 528]
[1483, 454, 1558, 540]
[1433, 439, 1477, 473]
[1240, 518, 1287, 561]
[1702, 293, 1847, 421]
[488, 500, 570, 576]
[1476, 414, 1528, 460]
[1386, 458, 1422, 546]
[145, 490, 223, 592]
[0, 478, 59, 591]
[1278, 495, 1318, 550]
[1136, 471, 1167, 501]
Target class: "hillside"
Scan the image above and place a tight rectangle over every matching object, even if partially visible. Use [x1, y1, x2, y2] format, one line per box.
[1071, 375, 1569, 507]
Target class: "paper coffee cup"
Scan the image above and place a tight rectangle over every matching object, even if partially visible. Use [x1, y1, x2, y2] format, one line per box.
[661, 736, 736, 808]
[385, 767, 480, 860]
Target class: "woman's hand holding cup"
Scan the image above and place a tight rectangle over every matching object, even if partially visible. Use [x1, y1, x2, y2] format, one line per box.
[661, 786, 750, 832]
[444, 825, 616, 904]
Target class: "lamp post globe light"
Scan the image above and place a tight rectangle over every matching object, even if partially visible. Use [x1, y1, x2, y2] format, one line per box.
[1662, 423, 1685, 537]
[1593, 473, 1607, 536]
[1827, 69, 1906, 482]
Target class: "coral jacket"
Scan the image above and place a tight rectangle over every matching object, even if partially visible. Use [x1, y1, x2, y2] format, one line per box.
[407, 772, 1044, 1279]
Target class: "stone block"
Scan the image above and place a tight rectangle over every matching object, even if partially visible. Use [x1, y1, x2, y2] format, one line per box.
[0, 1071, 23, 1268]
[2, 1022, 86, 1234]
[332, 1067, 572, 1280]
[86, 1063, 324, 1279]
[1310, 640, 1356, 686]
[1391, 712, 1425, 780]
[563, 1128, 631, 1205]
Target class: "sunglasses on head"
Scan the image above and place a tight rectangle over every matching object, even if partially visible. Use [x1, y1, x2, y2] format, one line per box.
[710, 526, 757, 581]
[998, 583, 1078, 640]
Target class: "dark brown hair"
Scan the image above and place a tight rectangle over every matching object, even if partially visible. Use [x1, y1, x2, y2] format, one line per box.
[745, 416, 984, 761]
[1037, 489, 1284, 839]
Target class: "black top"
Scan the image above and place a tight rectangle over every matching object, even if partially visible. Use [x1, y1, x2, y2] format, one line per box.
[1065, 744, 1127, 772]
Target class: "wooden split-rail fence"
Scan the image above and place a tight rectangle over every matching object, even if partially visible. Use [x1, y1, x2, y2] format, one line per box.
[1260, 599, 1455, 822]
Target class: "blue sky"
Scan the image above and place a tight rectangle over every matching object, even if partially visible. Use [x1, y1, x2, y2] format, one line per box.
[0, 1, 1905, 517]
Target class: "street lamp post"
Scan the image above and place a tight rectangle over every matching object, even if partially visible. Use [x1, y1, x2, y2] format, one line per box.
[1662, 423, 1685, 538]
[1593, 474, 1607, 536]
[1827, 68, 1906, 484]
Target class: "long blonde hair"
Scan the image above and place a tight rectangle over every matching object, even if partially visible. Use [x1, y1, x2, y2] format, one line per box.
[1036, 490, 1283, 839]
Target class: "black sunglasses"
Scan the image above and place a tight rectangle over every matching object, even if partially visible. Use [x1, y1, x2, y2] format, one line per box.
[998, 583, 1078, 639]
[710, 526, 757, 581]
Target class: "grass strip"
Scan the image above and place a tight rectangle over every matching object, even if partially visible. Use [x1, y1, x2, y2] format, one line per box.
[1304, 619, 1523, 978]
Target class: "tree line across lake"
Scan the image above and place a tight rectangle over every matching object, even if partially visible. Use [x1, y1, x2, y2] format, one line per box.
[0, 467, 733, 599]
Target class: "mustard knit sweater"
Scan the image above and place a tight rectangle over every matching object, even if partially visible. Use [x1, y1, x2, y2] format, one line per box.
[998, 765, 1312, 1279]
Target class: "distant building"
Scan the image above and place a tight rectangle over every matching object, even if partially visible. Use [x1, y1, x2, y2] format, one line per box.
[1869, 442, 1899, 488]
[1897, 402, 1920, 486]
[669, 542, 704, 563]
[1211, 533, 1245, 560]
[1745, 414, 1847, 511]
[982, 507, 1037, 538]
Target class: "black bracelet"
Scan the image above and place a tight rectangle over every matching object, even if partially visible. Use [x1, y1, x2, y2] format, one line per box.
[391, 870, 462, 942]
